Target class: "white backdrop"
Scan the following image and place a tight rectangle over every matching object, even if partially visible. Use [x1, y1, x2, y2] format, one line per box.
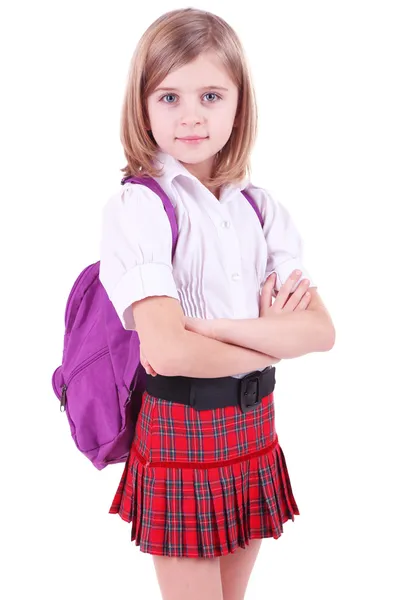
[1, 1, 399, 598]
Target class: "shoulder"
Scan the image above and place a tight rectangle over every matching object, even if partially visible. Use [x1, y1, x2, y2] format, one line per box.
[103, 181, 169, 212]
[243, 183, 281, 222]
[102, 182, 173, 228]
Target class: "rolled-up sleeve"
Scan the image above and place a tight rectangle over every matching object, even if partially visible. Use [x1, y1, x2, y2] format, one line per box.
[99, 183, 179, 330]
[258, 188, 316, 292]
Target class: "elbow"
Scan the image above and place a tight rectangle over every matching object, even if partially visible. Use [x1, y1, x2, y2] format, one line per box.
[147, 333, 187, 377]
[328, 324, 336, 350]
[319, 322, 336, 352]
[152, 356, 179, 377]
[307, 312, 336, 354]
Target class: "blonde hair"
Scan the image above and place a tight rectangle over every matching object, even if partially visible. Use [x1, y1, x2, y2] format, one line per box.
[120, 8, 258, 188]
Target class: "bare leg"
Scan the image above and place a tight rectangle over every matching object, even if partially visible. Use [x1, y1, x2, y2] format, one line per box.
[152, 555, 224, 600]
[219, 539, 263, 600]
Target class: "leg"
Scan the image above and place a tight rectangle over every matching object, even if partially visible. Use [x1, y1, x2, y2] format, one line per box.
[219, 539, 263, 600]
[152, 555, 224, 600]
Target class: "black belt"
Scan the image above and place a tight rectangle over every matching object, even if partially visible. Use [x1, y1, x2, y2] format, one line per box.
[145, 366, 276, 413]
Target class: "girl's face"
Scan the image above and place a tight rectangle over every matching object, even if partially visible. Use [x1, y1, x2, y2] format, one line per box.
[146, 52, 239, 182]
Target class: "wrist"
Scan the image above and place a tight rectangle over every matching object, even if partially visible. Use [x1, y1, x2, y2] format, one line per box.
[211, 318, 226, 342]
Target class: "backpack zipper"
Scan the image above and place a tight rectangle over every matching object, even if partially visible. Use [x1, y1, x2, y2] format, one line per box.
[59, 347, 108, 412]
[60, 384, 67, 412]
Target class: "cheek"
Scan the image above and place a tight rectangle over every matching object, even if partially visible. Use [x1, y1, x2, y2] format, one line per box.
[148, 104, 173, 133]
[214, 103, 237, 132]
[147, 102, 157, 127]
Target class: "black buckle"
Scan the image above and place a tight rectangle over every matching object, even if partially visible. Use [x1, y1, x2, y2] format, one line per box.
[240, 371, 262, 413]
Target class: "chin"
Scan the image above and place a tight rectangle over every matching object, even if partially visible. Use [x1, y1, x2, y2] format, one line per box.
[174, 147, 219, 165]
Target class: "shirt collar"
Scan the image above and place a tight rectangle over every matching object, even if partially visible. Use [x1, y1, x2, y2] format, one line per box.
[153, 149, 250, 195]
[153, 150, 198, 185]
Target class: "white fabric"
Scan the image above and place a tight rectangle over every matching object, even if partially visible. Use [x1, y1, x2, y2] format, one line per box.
[99, 151, 315, 374]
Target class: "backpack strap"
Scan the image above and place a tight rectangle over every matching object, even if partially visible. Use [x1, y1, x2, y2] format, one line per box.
[121, 177, 264, 256]
[241, 189, 264, 228]
[121, 176, 179, 257]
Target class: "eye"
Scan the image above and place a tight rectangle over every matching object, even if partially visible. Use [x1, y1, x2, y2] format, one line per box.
[203, 92, 221, 102]
[160, 94, 177, 103]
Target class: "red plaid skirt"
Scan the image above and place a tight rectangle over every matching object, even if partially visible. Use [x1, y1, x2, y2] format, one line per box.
[109, 390, 299, 558]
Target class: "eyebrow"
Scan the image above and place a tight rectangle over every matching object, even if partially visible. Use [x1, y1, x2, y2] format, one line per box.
[153, 86, 229, 93]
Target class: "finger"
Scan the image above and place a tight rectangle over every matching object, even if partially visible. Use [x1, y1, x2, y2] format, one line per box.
[283, 278, 310, 312]
[143, 358, 157, 377]
[273, 270, 302, 311]
[260, 274, 275, 315]
[261, 273, 276, 302]
[262, 273, 276, 295]
[293, 291, 311, 311]
[141, 359, 152, 375]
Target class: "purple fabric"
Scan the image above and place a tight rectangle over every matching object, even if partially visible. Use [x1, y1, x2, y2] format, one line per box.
[123, 176, 179, 255]
[51, 177, 264, 469]
[241, 189, 264, 227]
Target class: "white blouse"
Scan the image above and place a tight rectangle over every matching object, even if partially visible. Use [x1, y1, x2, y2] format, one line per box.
[99, 151, 316, 357]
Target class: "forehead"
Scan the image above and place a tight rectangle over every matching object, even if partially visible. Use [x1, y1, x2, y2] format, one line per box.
[156, 52, 236, 91]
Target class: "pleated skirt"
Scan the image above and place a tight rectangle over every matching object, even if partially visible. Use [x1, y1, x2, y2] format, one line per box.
[109, 389, 300, 558]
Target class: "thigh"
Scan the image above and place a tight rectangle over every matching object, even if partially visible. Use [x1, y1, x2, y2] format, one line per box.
[219, 539, 263, 600]
[152, 555, 224, 600]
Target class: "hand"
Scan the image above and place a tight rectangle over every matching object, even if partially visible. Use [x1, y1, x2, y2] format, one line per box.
[260, 270, 311, 317]
[140, 346, 157, 377]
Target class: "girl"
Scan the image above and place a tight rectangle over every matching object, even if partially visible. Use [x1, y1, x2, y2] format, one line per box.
[99, 8, 335, 600]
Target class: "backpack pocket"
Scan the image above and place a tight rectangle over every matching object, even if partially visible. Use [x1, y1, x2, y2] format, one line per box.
[61, 348, 122, 453]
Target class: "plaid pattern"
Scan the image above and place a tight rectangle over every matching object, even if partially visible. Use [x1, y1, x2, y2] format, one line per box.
[109, 390, 300, 558]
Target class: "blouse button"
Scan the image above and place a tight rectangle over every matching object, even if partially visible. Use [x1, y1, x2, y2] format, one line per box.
[221, 220, 231, 229]
[231, 273, 240, 281]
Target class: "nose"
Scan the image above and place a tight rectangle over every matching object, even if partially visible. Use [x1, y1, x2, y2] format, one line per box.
[179, 99, 205, 127]
[181, 116, 203, 127]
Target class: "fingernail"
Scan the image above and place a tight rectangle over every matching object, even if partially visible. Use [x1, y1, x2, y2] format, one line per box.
[294, 270, 301, 276]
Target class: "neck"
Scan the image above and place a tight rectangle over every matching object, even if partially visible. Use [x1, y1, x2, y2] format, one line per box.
[180, 158, 221, 198]
[208, 185, 221, 200]
[179, 156, 215, 184]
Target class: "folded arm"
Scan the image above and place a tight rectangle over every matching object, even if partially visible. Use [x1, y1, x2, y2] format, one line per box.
[133, 296, 281, 378]
[186, 288, 336, 360]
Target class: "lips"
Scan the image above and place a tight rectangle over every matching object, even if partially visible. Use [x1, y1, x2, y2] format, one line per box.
[176, 136, 209, 145]
[177, 136, 208, 140]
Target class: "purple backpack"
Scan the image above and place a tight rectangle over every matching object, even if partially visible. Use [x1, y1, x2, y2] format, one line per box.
[51, 176, 264, 469]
